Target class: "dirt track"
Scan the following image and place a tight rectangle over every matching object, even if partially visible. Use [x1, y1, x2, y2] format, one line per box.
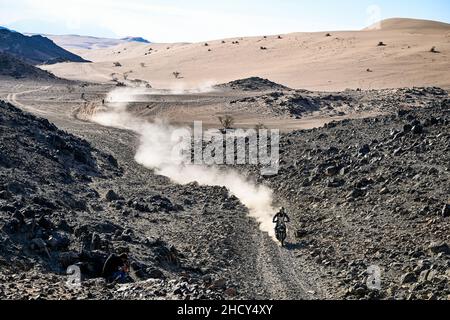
[0, 79, 333, 299]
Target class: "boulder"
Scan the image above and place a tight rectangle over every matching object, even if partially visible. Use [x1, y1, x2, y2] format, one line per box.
[147, 268, 165, 279]
[325, 166, 339, 176]
[428, 242, 450, 255]
[104, 190, 120, 202]
[442, 204, 450, 218]
[400, 272, 417, 284]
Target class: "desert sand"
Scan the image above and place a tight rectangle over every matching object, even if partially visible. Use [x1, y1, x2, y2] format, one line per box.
[41, 18, 450, 91]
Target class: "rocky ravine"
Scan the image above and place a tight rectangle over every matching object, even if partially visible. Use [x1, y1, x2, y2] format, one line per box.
[244, 96, 450, 300]
[226, 83, 447, 119]
[1, 80, 449, 300]
[0, 100, 245, 300]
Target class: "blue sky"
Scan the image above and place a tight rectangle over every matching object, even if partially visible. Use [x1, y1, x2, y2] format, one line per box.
[0, 0, 449, 42]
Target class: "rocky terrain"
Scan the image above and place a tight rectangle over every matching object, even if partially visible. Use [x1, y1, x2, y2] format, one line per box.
[0, 96, 287, 300]
[216, 77, 291, 92]
[0, 77, 449, 300]
[0, 52, 59, 80]
[226, 84, 448, 119]
[243, 94, 450, 300]
[0, 28, 88, 65]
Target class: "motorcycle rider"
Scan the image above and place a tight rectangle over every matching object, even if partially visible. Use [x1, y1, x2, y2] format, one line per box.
[273, 207, 290, 243]
[273, 207, 290, 227]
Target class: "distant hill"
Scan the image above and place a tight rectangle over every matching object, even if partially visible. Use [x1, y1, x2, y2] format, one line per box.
[0, 52, 57, 80]
[121, 36, 151, 44]
[216, 77, 291, 91]
[365, 18, 450, 31]
[0, 28, 88, 65]
[29, 34, 151, 51]
[42, 17, 450, 91]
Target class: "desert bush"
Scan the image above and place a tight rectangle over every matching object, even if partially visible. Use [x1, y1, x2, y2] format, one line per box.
[377, 41, 386, 46]
[254, 123, 268, 131]
[430, 46, 439, 53]
[325, 33, 332, 37]
[218, 115, 235, 130]
[173, 71, 181, 79]
[140, 62, 145, 67]
[260, 46, 267, 50]
[113, 62, 122, 67]
[278, 35, 283, 39]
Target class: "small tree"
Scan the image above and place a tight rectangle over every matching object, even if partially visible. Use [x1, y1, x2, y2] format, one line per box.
[218, 115, 235, 131]
[430, 46, 439, 53]
[254, 123, 267, 131]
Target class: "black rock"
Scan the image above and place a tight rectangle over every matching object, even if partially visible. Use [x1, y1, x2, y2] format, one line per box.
[428, 242, 450, 255]
[38, 216, 54, 230]
[403, 124, 412, 133]
[358, 144, 371, 155]
[441, 204, 450, 218]
[412, 125, 423, 134]
[104, 190, 120, 202]
[400, 272, 417, 284]
[147, 268, 165, 279]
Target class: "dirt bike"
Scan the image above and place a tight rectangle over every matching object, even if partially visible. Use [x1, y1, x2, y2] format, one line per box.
[275, 221, 287, 247]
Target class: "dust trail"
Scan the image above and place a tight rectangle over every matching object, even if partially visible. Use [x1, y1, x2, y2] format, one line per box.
[92, 87, 277, 238]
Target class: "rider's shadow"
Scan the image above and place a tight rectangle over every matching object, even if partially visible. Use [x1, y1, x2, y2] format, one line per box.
[284, 242, 307, 250]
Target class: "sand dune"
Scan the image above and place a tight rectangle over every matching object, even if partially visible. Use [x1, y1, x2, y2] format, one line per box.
[366, 17, 450, 31]
[41, 18, 450, 91]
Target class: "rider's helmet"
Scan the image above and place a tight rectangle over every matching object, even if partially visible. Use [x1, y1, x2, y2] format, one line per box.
[279, 207, 285, 215]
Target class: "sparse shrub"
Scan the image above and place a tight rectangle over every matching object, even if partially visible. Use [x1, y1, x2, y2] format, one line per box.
[222, 40, 226, 44]
[218, 115, 235, 131]
[204, 43, 209, 46]
[173, 71, 181, 79]
[113, 62, 122, 67]
[260, 46, 267, 50]
[140, 62, 145, 67]
[255, 123, 268, 131]
[366, 68, 373, 72]
[123, 70, 133, 80]
[66, 85, 74, 93]
[278, 35, 283, 39]
[208, 49, 212, 52]
[430, 46, 439, 53]
[325, 33, 332, 37]
[377, 41, 386, 46]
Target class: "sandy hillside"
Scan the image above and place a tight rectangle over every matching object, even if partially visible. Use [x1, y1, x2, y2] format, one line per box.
[41, 18, 450, 91]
